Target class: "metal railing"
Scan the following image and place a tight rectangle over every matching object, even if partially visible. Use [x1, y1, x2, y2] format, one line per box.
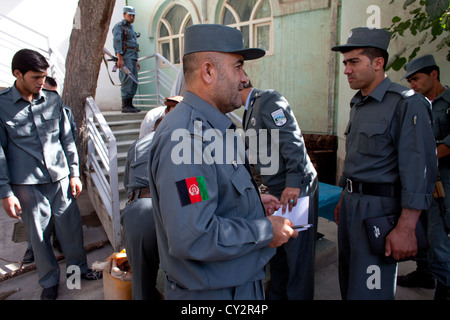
[134, 53, 180, 108]
[86, 96, 121, 250]
[0, 13, 66, 91]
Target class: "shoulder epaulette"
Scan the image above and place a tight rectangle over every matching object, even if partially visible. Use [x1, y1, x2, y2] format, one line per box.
[388, 82, 415, 98]
[0, 87, 12, 95]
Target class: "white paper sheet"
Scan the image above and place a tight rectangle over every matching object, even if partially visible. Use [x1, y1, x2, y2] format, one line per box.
[272, 196, 310, 231]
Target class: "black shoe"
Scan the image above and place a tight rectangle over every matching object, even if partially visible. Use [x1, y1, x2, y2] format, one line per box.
[22, 248, 34, 264]
[397, 270, 436, 289]
[81, 269, 103, 280]
[435, 282, 450, 300]
[121, 106, 141, 113]
[41, 284, 58, 300]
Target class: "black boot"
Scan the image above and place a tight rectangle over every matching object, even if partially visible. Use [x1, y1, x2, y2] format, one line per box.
[121, 98, 140, 113]
[397, 270, 436, 289]
[41, 284, 58, 300]
[397, 260, 436, 289]
[127, 98, 141, 113]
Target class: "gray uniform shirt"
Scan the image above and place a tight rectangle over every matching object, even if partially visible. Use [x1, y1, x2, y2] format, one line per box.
[243, 88, 317, 196]
[0, 85, 78, 199]
[340, 77, 437, 210]
[123, 132, 154, 194]
[148, 91, 275, 291]
[432, 87, 450, 154]
[112, 19, 139, 60]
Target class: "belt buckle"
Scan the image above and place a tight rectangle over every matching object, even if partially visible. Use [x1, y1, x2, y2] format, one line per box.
[346, 178, 353, 193]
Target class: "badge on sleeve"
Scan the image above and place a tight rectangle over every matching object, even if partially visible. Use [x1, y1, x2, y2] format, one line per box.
[176, 176, 209, 207]
[271, 109, 287, 126]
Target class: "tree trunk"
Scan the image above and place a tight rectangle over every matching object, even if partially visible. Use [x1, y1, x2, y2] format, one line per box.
[62, 0, 116, 179]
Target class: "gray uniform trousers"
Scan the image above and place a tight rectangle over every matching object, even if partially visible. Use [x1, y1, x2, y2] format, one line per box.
[119, 58, 138, 100]
[13, 176, 87, 288]
[165, 277, 265, 300]
[428, 165, 450, 286]
[120, 194, 159, 300]
[338, 190, 399, 300]
[267, 177, 319, 300]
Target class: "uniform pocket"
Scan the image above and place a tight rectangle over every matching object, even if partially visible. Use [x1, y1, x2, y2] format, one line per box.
[41, 108, 61, 133]
[231, 166, 256, 218]
[6, 113, 31, 137]
[359, 122, 388, 156]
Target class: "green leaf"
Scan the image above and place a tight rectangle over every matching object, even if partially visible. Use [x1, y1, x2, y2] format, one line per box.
[391, 56, 408, 70]
[408, 46, 421, 60]
[403, 0, 418, 9]
[392, 16, 402, 23]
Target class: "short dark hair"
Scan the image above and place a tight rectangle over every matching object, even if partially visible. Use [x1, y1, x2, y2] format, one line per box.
[360, 47, 389, 70]
[45, 76, 57, 87]
[409, 65, 440, 82]
[11, 49, 49, 76]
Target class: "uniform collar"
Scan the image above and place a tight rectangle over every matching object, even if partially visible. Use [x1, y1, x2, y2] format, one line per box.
[11, 82, 45, 105]
[434, 86, 450, 104]
[183, 91, 233, 134]
[245, 88, 256, 110]
[350, 76, 392, 106]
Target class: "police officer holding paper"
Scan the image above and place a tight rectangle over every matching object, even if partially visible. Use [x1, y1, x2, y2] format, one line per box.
[332, 27, 437, 299]
[148, 24, 297, 300]
[241, 80, 318, 299]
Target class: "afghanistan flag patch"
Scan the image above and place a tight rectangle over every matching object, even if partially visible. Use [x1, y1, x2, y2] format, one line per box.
[175, 176, 209, 207]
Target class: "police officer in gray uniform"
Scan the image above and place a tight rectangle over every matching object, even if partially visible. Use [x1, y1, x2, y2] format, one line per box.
[332, 28, 437, 299]
[148, 24, 298, 300]
[121, 100, 179, 300]
[399, 55, 450, 300]
[0, 49, 99, 300]
[121, 131, 159, 300]
[241, 81, 318, 299]
[112, 6, 141, 113]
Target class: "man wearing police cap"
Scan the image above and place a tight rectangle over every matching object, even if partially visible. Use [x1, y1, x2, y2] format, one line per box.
[333, 27, 437, 299]
[399, 54, 450, 300]
[112, 6, 141, 113]
[148, 24, 298, 300]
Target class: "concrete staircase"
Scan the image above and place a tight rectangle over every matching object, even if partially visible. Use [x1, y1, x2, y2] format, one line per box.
[102, 110, 147, 210]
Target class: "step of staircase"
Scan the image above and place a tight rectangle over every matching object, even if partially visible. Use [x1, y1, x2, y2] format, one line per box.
[102, 111, 148, 209]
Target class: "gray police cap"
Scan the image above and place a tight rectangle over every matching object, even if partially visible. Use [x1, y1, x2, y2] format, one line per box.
[332, 27, 391, 52]
[403, 54, 437, 79]
[183, 24, 265, 61]
[123, 6, 135, 15]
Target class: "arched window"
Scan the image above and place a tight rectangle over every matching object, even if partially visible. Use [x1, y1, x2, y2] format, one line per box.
[221, 0, 273, 54]
[157, 4, 192, 64]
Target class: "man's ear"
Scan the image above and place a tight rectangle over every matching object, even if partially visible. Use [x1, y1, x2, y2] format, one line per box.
[373, 56, 385, 72]
[430, 69, 439, 80]
[13, 69, 23, 79]
[200, 61, 215, 84]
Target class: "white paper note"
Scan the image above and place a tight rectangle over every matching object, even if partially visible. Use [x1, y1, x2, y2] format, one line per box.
[272, 196, 310, 231]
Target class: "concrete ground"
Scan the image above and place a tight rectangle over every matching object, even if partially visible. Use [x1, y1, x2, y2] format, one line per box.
[0, 192, 435, 300]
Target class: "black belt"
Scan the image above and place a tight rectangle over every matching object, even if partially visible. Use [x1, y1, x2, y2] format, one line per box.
[127, 187, 151, 205]
[346, 179, 400, 198]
